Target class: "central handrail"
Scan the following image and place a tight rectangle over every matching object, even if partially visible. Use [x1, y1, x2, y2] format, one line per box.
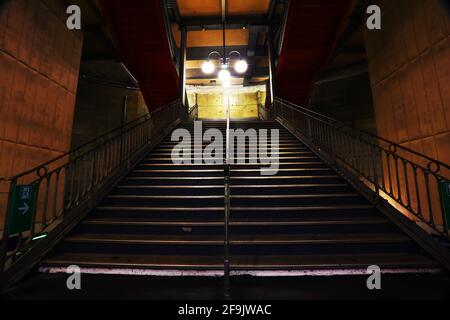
[224, 94, 231, 299]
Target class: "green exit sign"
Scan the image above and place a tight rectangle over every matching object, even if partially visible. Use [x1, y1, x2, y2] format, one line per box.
[7, 185, 38, 236]
[440, 181, 450, 231]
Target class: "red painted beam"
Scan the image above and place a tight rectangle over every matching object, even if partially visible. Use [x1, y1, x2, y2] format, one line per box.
[276, 0, 353, 106]
[99, 0, 179, 111]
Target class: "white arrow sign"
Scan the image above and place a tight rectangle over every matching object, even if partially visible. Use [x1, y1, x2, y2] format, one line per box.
[19, 203, 30, 215]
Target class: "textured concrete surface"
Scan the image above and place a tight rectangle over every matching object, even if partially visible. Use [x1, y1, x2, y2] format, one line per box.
[0, 0, 83, 227]
[71, 81, 148, 149]
[364, 0, 450, 228]
[365, 0, 450, 165]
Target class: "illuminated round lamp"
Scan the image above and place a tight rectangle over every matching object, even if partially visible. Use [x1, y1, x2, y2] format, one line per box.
[201, 60, 215, 74]
[222, 79, 231, 88]
[234, 59, 248, 74]
[218, 68, 231, 81]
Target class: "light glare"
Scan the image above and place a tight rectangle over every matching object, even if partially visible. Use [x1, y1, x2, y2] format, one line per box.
[218, 69, 231, 81]
[201, 61, 215, 74]
[222, 79, 231, 87]
[234, 60, 248, 73]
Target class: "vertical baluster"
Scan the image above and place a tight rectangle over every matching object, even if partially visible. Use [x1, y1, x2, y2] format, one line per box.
[75, 158, 83, 204]
[91, 149, 97, 193]
[0, 179, 16, 272]
[394, 156, 402, 203]
[362, 141, 368, 179]
[29, 180, 39, 238]
[403, 160, 411, 209]
[412, 165, 422, 218]
[348, 134, 355, 170]
[41, 175, 50, 231]
[371, 143, 379, 194]
[52, 171, 60, 222]
[330, 127, 337, 157]
[365, 142, 371, 180]
[99, 145, 106, 182]
[61, 166, 69, 216]
[379, 148, 386, 192]
[80, 156, 87, 199]
[386, 152, 394, 197]
[106, 140, 113, 176]
[356, 138, 362, 174]
[113, 137, 119, 171]
[67, 163, 75, 209]
[424, 171, 435, 229]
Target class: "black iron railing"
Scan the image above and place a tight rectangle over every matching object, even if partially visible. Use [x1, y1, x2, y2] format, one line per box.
[273, 97, 450, 238]
[0, 100, 184, 281]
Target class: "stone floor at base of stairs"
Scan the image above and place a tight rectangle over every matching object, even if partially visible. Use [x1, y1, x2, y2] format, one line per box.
[3, 272, 450, 300]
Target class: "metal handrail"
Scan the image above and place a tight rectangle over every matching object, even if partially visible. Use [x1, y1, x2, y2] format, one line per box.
[224, 96, 231, 299]
[276, 97, 450, 170]
[0, 100, 184, 281]
[4, 104, 175, 181]
[273, 97, 450, 237]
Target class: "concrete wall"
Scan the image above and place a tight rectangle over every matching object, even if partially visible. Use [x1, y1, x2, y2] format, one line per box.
[364, 0, 450, 229]
[71, 81, 149, 148]
[310, 72, 377, 134]
[0, 0, 83, 228]
[196, 91, 264, 120]
[364, 0, 449, 165]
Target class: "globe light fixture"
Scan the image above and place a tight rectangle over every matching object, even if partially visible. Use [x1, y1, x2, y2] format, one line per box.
[201, 60, 215, 74]
[200, 23, 248, 85]
[218, 66, 231, 81]
[222, 79, 231, 88]
[234, 59, 248, 74]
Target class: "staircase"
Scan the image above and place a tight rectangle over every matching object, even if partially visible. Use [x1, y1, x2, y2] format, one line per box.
[40, 121, 441, 274]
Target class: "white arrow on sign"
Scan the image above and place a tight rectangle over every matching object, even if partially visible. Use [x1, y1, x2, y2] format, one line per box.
[19, 203, 30, 215]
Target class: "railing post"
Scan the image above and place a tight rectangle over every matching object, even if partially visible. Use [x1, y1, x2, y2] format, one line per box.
[224, 166, 231, 300]
[89, 148, 98, 207]
[0, 179, 15, 273]
[224, 91, 231, 300]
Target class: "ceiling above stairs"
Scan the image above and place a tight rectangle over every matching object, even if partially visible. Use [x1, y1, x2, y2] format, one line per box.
[165, 0, 286, 87]
[71, 0, 364, 109]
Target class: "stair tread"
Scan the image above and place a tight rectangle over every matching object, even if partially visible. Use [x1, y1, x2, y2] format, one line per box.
[42, 253, 440, 270]
[63, 233, 412, 245]
[137, 162, 322, 166]
[95, 204, 374, 211]
[147, 154, 315, 157]
[96, 206, 224, 211]
[122, 175, 342, 181]
[106, 194, 360, 199]
[108, 195, 224, 199]
[115, 184, 349, 189]
[130, 168, 332, 173]
[81, 218, 391, 227]
[42, 120, 441, 274]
